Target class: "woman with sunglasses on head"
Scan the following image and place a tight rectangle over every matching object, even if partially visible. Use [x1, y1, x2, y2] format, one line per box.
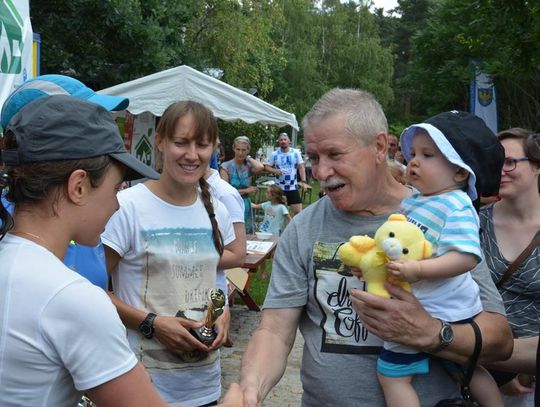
[219, 136, 264, 234]
[479, 128, 540, 407]
[102, 101, 244, 407]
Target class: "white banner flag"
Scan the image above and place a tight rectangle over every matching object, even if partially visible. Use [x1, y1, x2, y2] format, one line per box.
[0, 0, 34, 124]
[470, 69, 498, 134]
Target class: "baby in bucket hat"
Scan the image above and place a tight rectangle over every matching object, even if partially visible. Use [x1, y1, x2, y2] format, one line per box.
[377, 111, 505, 407]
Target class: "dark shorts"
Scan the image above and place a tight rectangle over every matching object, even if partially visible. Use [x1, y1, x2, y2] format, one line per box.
[283, 189, 302, 205]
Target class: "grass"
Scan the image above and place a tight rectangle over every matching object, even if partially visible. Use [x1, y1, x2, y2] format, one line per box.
[242, 179, 321, 305]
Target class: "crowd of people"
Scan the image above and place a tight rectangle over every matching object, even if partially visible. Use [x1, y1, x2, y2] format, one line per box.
[0, 74, 538, 407]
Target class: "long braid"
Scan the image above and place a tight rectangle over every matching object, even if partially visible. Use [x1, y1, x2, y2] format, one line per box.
[199, 177, 224, 256]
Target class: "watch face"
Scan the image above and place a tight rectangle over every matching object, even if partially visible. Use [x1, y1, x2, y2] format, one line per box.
[441, 325, 454, 343]
[140, 324, 152, 337]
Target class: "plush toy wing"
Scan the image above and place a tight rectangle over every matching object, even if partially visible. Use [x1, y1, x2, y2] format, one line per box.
[338, 214, 432, 298]
[338, 235, 376, 268]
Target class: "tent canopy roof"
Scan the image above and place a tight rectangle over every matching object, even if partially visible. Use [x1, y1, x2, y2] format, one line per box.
[99, 65, 298, 130]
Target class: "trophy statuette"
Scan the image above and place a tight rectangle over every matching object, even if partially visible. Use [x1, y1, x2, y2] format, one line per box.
[190, 288, 226, 345]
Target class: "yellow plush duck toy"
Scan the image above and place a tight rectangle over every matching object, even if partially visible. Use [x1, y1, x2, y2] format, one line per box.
[338, 214, 432, 298]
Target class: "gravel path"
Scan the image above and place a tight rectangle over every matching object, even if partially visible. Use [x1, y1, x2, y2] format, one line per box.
[221, 306, 303, 406]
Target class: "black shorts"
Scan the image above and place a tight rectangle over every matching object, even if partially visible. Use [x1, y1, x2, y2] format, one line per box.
[283, 189, 302, 205]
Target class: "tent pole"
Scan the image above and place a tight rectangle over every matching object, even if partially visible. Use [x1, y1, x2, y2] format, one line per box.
[291, 128, 298, 149]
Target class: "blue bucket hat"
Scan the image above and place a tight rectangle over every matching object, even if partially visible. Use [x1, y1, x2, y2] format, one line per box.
[1, 74, 129, 128]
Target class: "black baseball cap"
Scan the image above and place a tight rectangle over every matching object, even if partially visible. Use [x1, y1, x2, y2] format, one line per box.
[401, 111, 504, 200]
[2, 95, 159, 181]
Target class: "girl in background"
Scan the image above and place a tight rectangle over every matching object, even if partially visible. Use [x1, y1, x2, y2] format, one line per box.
[252, 184, 292, 236]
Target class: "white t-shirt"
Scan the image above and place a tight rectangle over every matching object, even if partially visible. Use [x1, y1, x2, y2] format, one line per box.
[207, 168, 244, 224]
[207, 168, 244, 298]
[0, 235, 136, 407]
[101, 183, 235, 405]
[267, 148, 304, 191]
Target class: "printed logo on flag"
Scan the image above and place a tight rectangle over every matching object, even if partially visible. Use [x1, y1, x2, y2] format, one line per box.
[477, 88, 493, 107]
[0, 1, 25, 74]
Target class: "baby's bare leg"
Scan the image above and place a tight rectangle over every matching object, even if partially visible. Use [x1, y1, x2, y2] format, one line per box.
[470, 366, 504, 407]
[378, 373, 420, 407]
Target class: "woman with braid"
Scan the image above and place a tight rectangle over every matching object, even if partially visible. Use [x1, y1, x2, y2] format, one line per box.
[103, 101, 244, 406]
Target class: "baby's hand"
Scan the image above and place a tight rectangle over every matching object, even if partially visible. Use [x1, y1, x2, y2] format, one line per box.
[350, 267, 363, 279]
[386, 259, 422, 283]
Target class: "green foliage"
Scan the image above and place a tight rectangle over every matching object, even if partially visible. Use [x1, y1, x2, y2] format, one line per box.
[30, 0, 195, 88]
[269, 0, 394, 127]
[393, 0, 540, 128]
[31, 0, 394, 131]
[183, 0, 286, 98]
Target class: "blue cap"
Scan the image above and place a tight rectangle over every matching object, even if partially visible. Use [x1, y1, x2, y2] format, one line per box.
[1, 74, 129, 128]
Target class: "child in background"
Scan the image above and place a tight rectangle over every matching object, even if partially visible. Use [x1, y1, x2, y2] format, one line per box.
[377, 111, 505, 407]
[252, 185, 292, 237]
[252, 185, 292, 280]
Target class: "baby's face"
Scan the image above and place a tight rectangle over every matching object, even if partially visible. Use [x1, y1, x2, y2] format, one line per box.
[406, 130, 464, 196]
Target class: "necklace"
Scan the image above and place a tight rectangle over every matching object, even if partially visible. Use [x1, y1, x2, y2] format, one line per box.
[10, 230, 48, 245]
[10, 230, 60, 257]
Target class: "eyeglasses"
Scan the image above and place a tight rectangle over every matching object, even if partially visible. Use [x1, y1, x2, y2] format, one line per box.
[502, 157, 529, 172]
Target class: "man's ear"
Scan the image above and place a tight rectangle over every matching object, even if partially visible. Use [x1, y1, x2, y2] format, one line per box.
[374, 132, 388, 164]
[66, 169, 90, 205]
[454, 167, 469, 183]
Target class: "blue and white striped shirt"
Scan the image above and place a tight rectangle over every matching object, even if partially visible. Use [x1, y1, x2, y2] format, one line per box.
[401, 189, 481, 261]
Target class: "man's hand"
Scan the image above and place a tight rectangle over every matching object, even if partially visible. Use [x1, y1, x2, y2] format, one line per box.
[218, 383, 245, 406]
[240, 378, 263, 407]
[386, 259, 422, 283]
[298, 181, 311, 192]
[267, 166, 283, 176]
[349, 282, 439, 349]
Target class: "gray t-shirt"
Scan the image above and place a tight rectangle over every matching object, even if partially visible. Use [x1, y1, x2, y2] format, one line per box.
[264, 196, 505, 407]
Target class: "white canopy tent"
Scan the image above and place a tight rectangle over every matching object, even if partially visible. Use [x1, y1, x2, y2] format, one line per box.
[99, 65, 299, 131]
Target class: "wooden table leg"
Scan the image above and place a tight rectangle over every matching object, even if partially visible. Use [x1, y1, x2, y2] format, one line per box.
[226, 271, 261, 312]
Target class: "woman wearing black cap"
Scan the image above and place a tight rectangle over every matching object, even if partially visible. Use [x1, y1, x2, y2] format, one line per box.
[0, 95, 242, 407]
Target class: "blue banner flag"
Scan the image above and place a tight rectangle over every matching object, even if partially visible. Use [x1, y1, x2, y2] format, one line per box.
[469, 66, 498, 134]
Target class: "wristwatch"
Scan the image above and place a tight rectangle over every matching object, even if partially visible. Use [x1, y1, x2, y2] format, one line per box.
[431, 319, 454, 353]
[138, 313, 157, 339]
